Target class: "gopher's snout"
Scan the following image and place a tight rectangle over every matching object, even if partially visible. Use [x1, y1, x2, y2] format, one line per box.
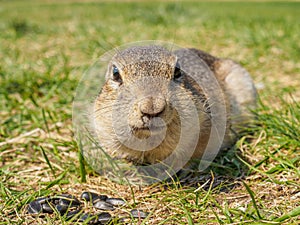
[139, 96, 166, 117]
[130, 96, 167, 132]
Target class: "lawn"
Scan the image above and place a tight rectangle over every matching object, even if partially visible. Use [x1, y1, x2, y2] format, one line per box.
[0, 0, 299, 224]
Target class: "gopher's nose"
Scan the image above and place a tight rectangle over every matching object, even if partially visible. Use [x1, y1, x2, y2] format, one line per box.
[139, 96, 166, 116]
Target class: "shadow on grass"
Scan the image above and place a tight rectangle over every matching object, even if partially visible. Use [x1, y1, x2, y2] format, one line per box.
[162, 143, 251, 193]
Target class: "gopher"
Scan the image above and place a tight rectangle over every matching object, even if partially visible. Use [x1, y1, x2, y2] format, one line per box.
[91, 45, 257, 174]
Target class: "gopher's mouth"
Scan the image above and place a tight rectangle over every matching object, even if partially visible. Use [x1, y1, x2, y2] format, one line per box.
[132, 124, 166, 137]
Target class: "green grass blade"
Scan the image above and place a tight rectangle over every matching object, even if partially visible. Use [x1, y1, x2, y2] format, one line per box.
[40, 146, 56, 177]
[44, 170, 68, 190]
[274, 206, 300, 222]
[78, 140, 87, 183]
[42, 108, 50, 133]
[182, 205, 194, 225]
[242, 181, 262, 220]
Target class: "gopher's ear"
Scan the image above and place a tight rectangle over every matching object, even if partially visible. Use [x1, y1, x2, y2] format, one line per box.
[105, 63, 113, 81]
[215, 59, 257, 132]
[171, 55, 178, 67]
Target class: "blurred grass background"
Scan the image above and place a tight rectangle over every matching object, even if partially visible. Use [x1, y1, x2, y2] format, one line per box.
[0, 0, 299, 224]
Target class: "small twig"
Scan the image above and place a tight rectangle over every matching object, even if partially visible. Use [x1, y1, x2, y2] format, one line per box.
[225, 195, 249, 200]
[0, 128, 44, 147]
[0, 122, 64, 148]
[194, 179, 210, 193]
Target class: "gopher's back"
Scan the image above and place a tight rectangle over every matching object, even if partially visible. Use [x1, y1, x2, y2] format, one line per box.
[181, 48, 257, 141]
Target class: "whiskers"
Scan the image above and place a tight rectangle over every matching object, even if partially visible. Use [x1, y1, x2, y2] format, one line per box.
[93, 99, 132, 117]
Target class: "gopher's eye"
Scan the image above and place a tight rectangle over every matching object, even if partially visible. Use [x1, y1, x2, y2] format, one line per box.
[112, 65, 122, 83]
[174, 62, 182, 80]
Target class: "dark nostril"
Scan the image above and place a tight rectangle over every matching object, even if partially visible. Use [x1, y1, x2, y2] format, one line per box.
[139, 96, 166, 116]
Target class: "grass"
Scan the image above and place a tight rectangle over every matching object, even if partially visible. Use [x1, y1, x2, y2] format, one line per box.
[0, 0, 299, 224]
